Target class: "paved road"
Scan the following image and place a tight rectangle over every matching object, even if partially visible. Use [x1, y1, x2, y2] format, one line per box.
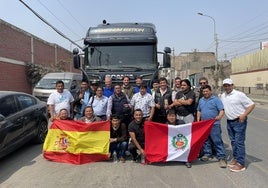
[0, 103, 268, 188]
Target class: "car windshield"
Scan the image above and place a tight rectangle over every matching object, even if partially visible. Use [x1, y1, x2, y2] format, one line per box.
[87, 45, 157, 70]
[35, 79, 71, 89]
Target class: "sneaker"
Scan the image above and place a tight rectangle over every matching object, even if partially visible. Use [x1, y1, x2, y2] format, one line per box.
[200, 155, 212, 162]
[185, 162, 192, 168]
[219, 159, 227, 168]
[227, 159, 237, 168]
[125, 151, 131, 156]
[230, 163, 246, 172]
[120, 157, 126, 163]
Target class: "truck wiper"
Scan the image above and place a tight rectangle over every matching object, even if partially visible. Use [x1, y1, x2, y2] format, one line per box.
[89, 68, 111, 72]
[121, 66, 143, 71]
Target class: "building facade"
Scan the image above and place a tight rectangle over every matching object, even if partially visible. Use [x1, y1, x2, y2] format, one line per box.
[230, 48, 268, 95]
[0, 19, 76, 94]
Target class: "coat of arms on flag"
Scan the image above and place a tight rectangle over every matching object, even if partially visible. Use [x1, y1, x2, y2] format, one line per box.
[144, 119, 215, 163]
[43, 120, 110, 165]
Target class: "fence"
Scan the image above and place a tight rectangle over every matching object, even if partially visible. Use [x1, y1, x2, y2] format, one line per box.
[235, 87, 268, 96]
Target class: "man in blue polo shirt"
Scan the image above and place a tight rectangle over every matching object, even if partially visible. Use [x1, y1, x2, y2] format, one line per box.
[103, 76, 114, 98]
[196, 84, 226, 168]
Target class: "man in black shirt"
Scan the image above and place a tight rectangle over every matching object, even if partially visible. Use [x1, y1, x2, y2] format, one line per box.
[128, 109, 145, 162]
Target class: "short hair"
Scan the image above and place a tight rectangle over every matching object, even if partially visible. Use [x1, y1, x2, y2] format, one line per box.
[135, 76, 142, 80]
[159, 77, 168, 83]
[199, 77, 208, 82]
[59, 108, 68, 113]
[122, 76, 130, 80]
[167, 109, 176, 115]
[56, 80, 64, 86]
[81, 79, 89, 83]
[96, 86, 103, 91]
[134, 108, 143, 113]
[111, 114, 120, 120]
[84, 106, 94, 113]
[202, 84, 212, 91]
[152, 79, 159, 84]
[140, 84, 147, 89]
[175, 76, 181, 81]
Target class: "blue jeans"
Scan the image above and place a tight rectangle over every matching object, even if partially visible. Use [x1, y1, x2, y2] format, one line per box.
[203, 123, 226, 159]
[109, 141, 128, 159]
[227, 118, 247, 166]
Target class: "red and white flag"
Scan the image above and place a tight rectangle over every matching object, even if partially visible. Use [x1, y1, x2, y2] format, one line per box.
[144, 119, 215, 163]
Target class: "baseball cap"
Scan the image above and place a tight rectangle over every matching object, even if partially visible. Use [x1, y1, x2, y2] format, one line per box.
[223, 78, 233, 85]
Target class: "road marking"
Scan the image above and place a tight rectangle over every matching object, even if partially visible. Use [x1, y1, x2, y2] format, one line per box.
[249, 115, 268, 122]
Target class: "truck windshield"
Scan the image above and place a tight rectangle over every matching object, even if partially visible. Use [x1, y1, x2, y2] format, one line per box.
[35, 79, 71, 89]
[87, 45, 156, 70]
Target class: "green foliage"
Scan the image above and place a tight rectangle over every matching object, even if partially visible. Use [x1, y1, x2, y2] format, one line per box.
[25, 63, 64, 86]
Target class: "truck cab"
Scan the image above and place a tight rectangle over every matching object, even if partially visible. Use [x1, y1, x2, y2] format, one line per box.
[73, 21, 171, 86]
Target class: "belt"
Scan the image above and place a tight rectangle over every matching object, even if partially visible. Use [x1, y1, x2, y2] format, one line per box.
[227, 118, 239, 122]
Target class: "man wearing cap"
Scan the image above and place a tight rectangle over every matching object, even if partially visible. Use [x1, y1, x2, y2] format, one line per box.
[221, 78, 255, 172]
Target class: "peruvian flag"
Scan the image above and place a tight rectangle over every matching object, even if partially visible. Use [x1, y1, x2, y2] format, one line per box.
[144, 119, 215, 163]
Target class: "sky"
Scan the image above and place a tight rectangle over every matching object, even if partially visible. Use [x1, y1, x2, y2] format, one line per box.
[1, 0, 268, 61]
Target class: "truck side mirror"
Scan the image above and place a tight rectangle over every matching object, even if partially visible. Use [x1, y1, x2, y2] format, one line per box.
[163, 47, 171, 68]
[73, 48, 80, 69]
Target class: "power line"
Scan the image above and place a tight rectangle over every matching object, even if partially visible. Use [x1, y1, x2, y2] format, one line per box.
[217, 11, 268, 60]
[56, 0, 87, 31]
[19, 0, 82, 49]
[37, 0, 81, 39]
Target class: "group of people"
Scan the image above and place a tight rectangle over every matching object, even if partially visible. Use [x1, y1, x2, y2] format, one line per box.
[46, 75, 255, 172]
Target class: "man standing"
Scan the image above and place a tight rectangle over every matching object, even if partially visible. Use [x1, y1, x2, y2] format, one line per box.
[103, 76, 114, 98]
[172, 76, 181, 101]
[121, 76, 134, 100]
[47, 80, 74, 121]
[197, 84, 226, 168]
[74, 79, 93, 119]
[197, 77, 209, 102]
[133, 76, 151, 94]
[89, 86, 108, 120]
[106, 84, 131, 123]
[130, 84, 155, 121]
[153, 77, 173, 123]
[221, 78, 255, 172]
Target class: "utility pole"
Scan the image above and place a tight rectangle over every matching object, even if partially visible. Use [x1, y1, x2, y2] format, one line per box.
[198, 12, 219, 89]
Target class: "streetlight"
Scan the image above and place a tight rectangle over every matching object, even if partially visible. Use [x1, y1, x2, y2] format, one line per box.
[198, 12, 219, 89]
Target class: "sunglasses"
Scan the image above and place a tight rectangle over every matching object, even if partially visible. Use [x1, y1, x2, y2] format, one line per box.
[199, 82, 207, 85]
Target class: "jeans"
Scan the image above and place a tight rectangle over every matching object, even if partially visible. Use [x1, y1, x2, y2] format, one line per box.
[203, 123, 226, 159]
[227, 118, 247, 166]
[128, 142, 144, 160]
[109, 141, 128, 159]
[177, 114, 194, 124]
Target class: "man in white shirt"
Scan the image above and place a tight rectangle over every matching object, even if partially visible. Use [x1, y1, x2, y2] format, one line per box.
[88, 86, 108, 120]
[47, 80, 74, 121]
[221, 78, 255, 172]
[131, 84, 155, 121]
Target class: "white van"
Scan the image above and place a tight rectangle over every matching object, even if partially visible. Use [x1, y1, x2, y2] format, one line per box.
[33, 72, 82, 102]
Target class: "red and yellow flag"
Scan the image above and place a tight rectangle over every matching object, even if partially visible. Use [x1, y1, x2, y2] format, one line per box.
[43, 120, 110, 164]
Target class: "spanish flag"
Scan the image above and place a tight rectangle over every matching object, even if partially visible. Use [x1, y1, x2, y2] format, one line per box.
[145, 119, 215, 163]
[43, 120, 110, 164]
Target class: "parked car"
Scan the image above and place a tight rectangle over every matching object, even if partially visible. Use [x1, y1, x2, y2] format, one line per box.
[0, 91, 48, 158]
[33, 72, 82, 102]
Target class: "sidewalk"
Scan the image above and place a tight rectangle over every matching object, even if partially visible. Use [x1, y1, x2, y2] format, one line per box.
[248, 94, 268, 104]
